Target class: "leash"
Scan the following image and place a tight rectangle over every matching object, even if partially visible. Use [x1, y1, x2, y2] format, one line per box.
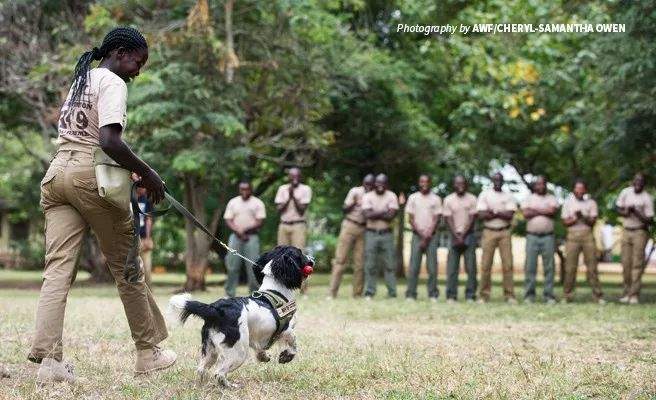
[130, 182, 261, 268]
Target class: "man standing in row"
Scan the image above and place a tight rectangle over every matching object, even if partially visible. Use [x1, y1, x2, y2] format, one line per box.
[328, 174, 375, 299]
[275, 167, 312, 249]
[443, 175, 478, 303]
[405, 175, 441, 301]
[561, 180, 604, 304]
[521, 176, 558, 304]
[362, 174, 399, 299]
[616, 173, 654, 304]
[223, 180, 266, 297]
[477, 172, 517, 303]
[275, 167, 312, 292]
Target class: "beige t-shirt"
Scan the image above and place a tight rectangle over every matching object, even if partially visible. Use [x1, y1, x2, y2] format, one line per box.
[562, 195, 597, 232]
[362, 190, 399, 230]
[615, 187, 654, 229]
[57, 68, 128, 147]
[477, 189, 517, 229]
[223, 196, 266, 231]
[274, 183, 312, 222]
[343, 186, 367, 224]
[405, 191, 441, 233]
[521, 193, 559, 234]
[442, 192, 477, 234]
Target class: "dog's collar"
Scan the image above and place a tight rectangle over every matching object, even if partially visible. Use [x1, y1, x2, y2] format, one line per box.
[251, 290, 296, 349]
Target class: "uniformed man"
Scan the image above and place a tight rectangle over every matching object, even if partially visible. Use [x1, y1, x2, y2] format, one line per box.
[521, 176, 558, 304]
[616, 173, 654, 304]
[275, 167, 312, 249]
[443, 175, 478, 303]
[405, 174, 441, 301]
[328, 174, 375, 299]
[477, 172, 517, 303]
[561, 179, 605, 304]
[223, 180, 266, 297]
[362, 174, 399, 299]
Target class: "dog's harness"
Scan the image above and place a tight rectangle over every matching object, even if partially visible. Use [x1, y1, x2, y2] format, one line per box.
[250, 289, 296, 349]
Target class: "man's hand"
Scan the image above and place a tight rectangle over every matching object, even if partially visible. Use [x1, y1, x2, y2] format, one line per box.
[140, 168, 165, 204]
[452, 233, 465, 248]
[141, 237, 154, 251]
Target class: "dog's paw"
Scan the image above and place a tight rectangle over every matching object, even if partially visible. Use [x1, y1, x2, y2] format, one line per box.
[256, 351, 270, 363]
[216, 375, 240, 389]
[278, 349, 295, 364]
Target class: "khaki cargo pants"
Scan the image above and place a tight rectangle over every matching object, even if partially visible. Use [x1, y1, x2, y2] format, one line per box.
[277, 221, 308, 292]
[479, 228, 515, 301]
[329, 219, 365, 297]
[28, 144, 167, 363]
[563, 229, 603, 300]
[621, 228, 649, 297]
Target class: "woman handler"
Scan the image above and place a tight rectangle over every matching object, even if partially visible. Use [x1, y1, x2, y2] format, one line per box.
[28, 27, 175, 383]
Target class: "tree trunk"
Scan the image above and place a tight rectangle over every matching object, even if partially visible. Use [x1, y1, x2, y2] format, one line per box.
[182, 174, 223, 292]
[79, 231, 113, 283]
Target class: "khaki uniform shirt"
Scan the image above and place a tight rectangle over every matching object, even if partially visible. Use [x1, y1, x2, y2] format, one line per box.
[274, 183, 312, 223]
[521, 193, 558, 234]
[57, 68, 128, 147]
[615, 187, 654, 229]
[343, 186, 367, 224]
[477, 189, 517, 229]
[223, 196, 266, 232]
[405, 191, 441, 233]
[442, 192, 478, 235]
[562, 195, 597, 233]
[362, 190, 399, 230]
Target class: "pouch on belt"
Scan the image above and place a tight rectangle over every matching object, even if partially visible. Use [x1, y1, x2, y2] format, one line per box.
[93, 148, 132, 210]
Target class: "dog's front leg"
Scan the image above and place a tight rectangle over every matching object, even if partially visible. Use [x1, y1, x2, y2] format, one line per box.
[256, 350, 270, 362]
[278, 316, 298, 364]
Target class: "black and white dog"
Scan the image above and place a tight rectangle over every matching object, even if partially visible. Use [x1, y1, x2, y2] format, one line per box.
[168, 246, 313, 387]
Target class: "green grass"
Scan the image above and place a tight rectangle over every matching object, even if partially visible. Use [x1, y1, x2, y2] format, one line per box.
[1, 270, 655, 399]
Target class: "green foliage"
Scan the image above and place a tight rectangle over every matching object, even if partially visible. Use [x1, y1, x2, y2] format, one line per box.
[1, 0, 654, 269]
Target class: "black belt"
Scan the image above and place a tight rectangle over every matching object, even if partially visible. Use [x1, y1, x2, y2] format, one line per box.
[366, 228, 392, 234]
[345, 218, 366, 227]
[485, 226, 510, 231]
[527, 232, 553, 237]
[281, 220, 307, 225]
[625, 226, 647, 231]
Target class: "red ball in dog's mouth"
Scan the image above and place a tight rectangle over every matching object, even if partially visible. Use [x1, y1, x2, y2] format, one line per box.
[302, 265, 313, 278]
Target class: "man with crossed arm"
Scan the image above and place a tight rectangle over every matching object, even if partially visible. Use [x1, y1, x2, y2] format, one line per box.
[328, 174, 375, 299]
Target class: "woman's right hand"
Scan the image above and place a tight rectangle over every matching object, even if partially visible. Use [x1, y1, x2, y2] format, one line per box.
[140, 168, 166, 204]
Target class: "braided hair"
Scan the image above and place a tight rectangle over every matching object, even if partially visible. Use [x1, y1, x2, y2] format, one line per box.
[70, 26, 148, 103]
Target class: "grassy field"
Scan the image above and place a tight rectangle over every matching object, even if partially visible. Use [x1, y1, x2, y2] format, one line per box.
[1, 270, 655, 399]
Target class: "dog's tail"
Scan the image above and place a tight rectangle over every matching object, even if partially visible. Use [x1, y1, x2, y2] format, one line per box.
[167, 293, 222, 326]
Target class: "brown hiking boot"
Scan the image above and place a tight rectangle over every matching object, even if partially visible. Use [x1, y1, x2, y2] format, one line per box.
[36, 358, 75, 385]
[135, 346, 177, 374]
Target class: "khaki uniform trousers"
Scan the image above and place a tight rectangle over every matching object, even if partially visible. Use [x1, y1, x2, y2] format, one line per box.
[621, 229, 649, 297]
[28, 145, 167, 363]
[563, 230, 603, 300]
[277, 221, 308, 292]
[277, 222, 307, 249]
[329, 219, 365, 297]
[479, 228, 515, 300]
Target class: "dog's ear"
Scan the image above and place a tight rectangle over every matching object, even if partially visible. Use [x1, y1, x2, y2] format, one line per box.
[253, 246, 284, 284]
[270, 247, 304, 289]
